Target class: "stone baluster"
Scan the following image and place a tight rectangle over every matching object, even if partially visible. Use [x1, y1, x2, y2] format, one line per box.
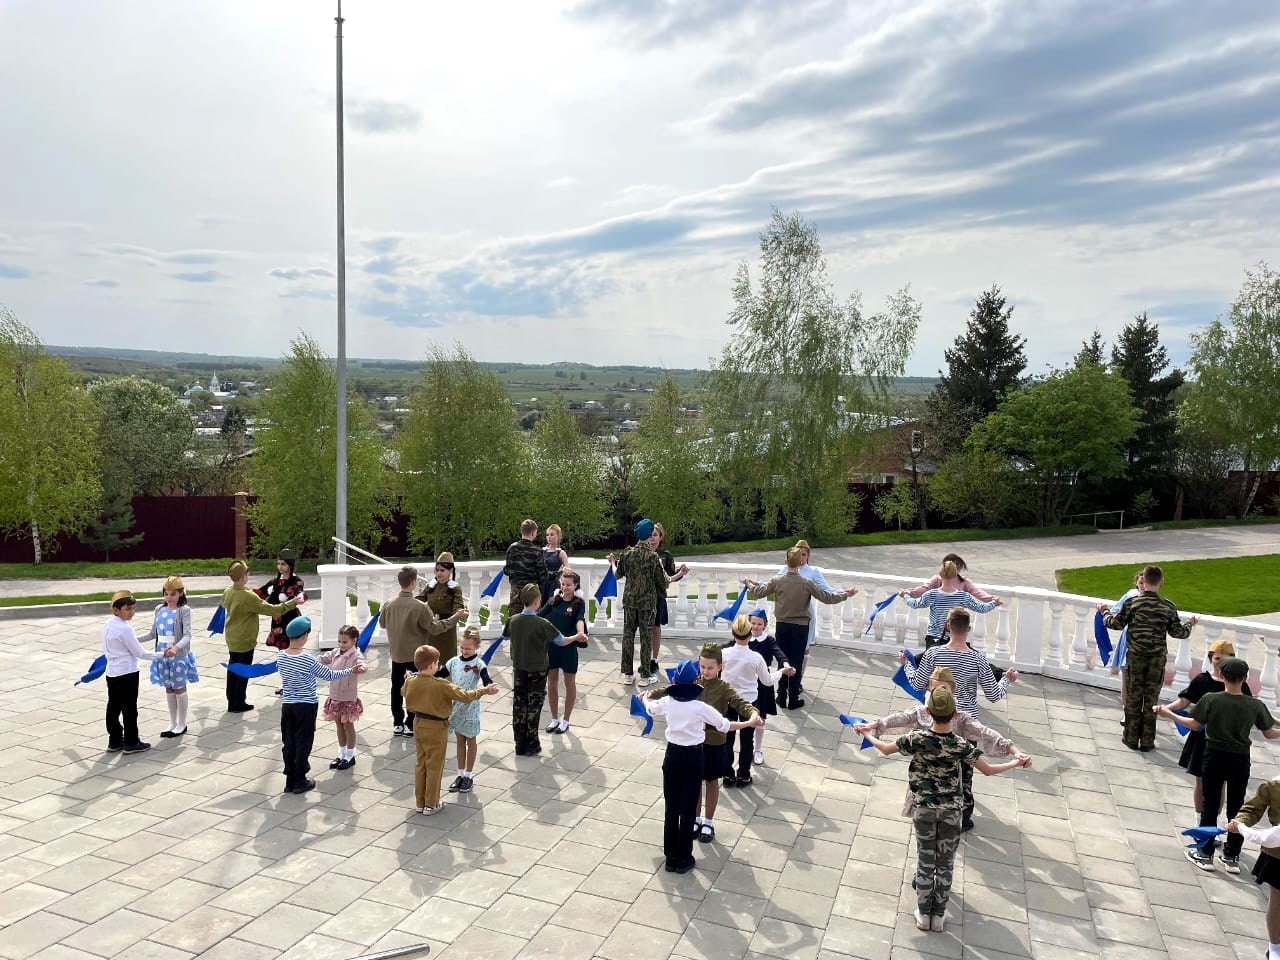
[464, 571, 481, 631]
[319, 566, 350, 645]
[693, 574, 709, 627]
[1171, 625, 1194, 691]
[903, 604, 918, 648]
[355, 575, 373, 625]
[1046, 600, 1065, 669]
[673, 576, 689, 628]
[1069, 604, 1091, 671]
[1255, 632, 1279, 706]
[841, 591, 856, 640]
[971, 611, 988, 655]
[988, 604, 1008, 665]
[1013, 599, 1044, 670]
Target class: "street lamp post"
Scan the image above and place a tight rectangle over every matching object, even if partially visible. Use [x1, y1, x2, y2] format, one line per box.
[334, 0, 348, 564]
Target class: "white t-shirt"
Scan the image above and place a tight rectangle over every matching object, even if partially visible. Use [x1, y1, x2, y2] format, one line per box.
[102, 617, 161, 677]
[721, 643, 783, 702]
[646, 696, 731, 746]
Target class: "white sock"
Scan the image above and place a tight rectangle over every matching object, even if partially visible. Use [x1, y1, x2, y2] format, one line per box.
[343, 747, 354, 760]
[463, 770, 474, 779]
[560, 719, 570, 731]
[756, 728, 765, 750]
[175, 692, 188, 731]
[695, 816, 704, 828]
[166, 692, 178, 730]
[702, 818, 713, 828]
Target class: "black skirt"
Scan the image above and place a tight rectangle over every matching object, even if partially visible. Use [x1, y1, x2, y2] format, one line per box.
[656, 596, 669, 626]
[702, 741, 730, 781]
[1254, 851, 1280, 889]
[755, 684, 778, 717]
[1178, 729, 1207, 776]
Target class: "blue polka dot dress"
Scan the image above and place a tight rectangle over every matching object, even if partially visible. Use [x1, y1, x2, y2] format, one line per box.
[149, 607, 200, 687]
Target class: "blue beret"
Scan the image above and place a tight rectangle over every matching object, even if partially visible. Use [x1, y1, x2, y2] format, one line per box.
[750, 608, 768, 623]
[285, 616, 312, 638]
[634, 518, 655, 540]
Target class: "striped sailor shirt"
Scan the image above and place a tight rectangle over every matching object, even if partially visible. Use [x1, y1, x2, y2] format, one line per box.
[901, 588, 998, 639]
[905, 645, 1008, 719]
[277, 651, 353, 705]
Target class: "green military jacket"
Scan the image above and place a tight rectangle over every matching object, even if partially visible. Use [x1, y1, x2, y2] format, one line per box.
[616, 542, 669, 612]
[651, 676, 756, 746]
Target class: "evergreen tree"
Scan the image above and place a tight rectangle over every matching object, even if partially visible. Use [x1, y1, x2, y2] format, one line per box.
[1075, 329, 1105, 367]
[83, 485, 144, 560]
[926, 285, 1027, 454]
[1110, 312, 1185, 477]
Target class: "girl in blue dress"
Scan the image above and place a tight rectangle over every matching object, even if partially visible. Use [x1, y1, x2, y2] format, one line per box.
[146, 576, 197, 738]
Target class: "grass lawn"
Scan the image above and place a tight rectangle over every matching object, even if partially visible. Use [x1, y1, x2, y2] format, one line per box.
[0, 591, 223, 609]
[0, 558, 317, 580]
[1055, 554, 1280, 617]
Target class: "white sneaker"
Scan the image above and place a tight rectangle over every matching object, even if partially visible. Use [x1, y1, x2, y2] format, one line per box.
[914, 907, 930, 931]
[422, 803, 445, 816]
[621, 673, 635, 684]
[393, 724, 406, 736]
[753, 750, 764, 766]
[930, 913, 945, 932]
[638, 675, 657, 688]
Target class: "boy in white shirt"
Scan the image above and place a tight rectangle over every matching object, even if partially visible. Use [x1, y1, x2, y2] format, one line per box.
[721, 613, 793, 785]
[646, 659, 762, 873]
[102, 590, 166, 754]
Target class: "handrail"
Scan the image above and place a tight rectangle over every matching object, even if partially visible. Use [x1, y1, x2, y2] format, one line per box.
[316, 557, 1280, 706]
[331, 536, 395, 565]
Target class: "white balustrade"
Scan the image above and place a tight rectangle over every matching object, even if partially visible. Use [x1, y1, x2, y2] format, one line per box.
[313, 558, 1280, 706]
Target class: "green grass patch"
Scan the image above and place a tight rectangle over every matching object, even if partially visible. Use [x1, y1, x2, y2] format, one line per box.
[1055, 555, 1280, 617]
[0, 558, 319, 581]
[0, 591, 223, 609]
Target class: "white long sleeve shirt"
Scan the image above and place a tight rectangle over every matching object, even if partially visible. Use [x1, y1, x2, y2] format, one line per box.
[721, 643, 784, 702]
[102, 617, 162, 677]
[646, 696, 731, 746]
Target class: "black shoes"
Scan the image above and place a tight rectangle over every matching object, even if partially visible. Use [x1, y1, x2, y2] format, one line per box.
[228, 704, 254, 714]
[457, 777, 473, 793]
[122, 742, 151, 755]
[448, 776, 465, 792]
[106, 742, 124, 752]
[160, 727, 187, 739]
[290, 779, 317, 794]
[788, 699, 805, 709]
[330, 757, 344, 769]
[665, 856, 696, 874]
[962, 817, 975, 832]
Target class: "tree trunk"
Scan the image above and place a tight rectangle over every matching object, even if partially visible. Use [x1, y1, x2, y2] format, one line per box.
[1241, 472, 1262, 517]
[30, 516, 42, 565]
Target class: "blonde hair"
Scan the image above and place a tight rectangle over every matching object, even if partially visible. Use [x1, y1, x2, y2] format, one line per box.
[520, 519, 537, 535]
[462, 626, 482, 643]
[730, 614, 751, 638]
[546, 523, 562, 537]
[939, 560, 959, 579]
[785, 546, 804, 568]
[652, 522, 665, 541]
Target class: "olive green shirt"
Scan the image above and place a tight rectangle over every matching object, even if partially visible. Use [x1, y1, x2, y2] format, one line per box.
[1191, 691, 1275, 755]
[220, 584, 299, 654]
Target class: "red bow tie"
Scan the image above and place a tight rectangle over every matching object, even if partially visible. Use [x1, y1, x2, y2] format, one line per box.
[464, 664, 480, 674]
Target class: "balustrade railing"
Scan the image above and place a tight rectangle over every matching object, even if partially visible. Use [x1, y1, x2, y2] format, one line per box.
[317, 559, 1280, 704]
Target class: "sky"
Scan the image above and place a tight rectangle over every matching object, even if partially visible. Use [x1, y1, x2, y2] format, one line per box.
[1, 0, 1278, 376]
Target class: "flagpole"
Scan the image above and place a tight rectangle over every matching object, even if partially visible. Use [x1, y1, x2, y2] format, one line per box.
[334, 0, 349, 564]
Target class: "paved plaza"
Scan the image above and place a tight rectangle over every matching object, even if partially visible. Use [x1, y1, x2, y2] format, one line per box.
[1, 606, 1276, 960]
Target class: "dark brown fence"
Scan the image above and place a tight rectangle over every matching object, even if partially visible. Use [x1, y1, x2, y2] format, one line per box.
[0, 495, 245, 564]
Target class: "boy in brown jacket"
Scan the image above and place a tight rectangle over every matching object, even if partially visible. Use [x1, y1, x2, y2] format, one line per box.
[1229, 779, 1280, 960]
[382, 566, 468, 736]
[402, 644, 497, 815]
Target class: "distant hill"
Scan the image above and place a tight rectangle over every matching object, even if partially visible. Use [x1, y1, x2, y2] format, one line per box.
[46, 345, 938, 396]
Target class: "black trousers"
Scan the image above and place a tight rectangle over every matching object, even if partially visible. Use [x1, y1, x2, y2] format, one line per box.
[391, 660, 415, 729]
[513, 669, 548, 754]
[105, 672, 140, 745]
[728, 705, 755, 778]
[280, 702, 318, 789]
[1200, 748, 1250, 857]
[226, 649, 253, 710]
[663, 743, 704, 867]
[776, 622, 808, 703]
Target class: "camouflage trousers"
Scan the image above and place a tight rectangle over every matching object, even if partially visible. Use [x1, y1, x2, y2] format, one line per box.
[621, 605, 655, 679]
[512, 669, 547, 755]
[914, 806, 963, 916]
[1123, 650, 1166, 748]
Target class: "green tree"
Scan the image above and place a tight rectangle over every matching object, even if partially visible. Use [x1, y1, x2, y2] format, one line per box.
[872, 483, 918, 531]
[88, 375, 193, 496]
[707, 209, 920, 536]
[245, 334, 386, 558]
[927, 448, 1035, 528]
[969, 364, 1141, 525]
[0, 310, 101, 562]
[1110, 312, 1184, 479]
[629, 375, 718, 545]
[527, 398, 611, 547]
[83, 488, 144, 560]
[398, 344, 530, 559]
[926, 285, 1027, 455]
[1075, 329, 1105, 367]
[1172, 399, 1236, 519]
[1183, 264, 1280, 512]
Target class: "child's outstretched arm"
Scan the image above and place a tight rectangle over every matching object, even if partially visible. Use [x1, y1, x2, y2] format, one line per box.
[1153, 704, 1202, 730]
[863, 734, 900, 757]
[974, 755, 1032, 776]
